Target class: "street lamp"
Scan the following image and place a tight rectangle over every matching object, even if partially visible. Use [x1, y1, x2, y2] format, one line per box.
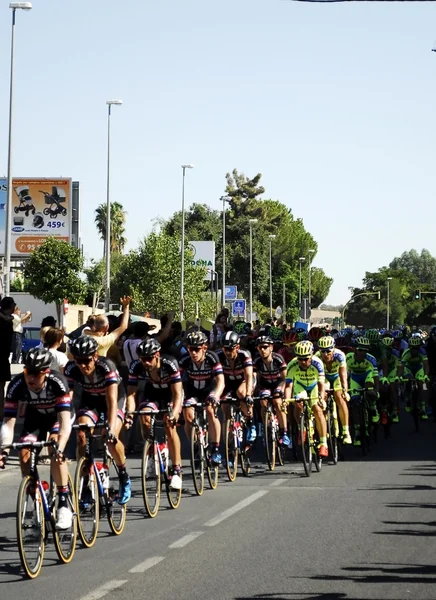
[220, 195, 231, 307]
[4, 2, 32, 297]
[180, 164, 194, 322]
[268, 234, 276, 317]
[308, 249, 315, 309]
[104, 99, 123, 311]
[249, 219, 258, 323]
[298, 257, 306, 316]
[387, 277, 392, 330]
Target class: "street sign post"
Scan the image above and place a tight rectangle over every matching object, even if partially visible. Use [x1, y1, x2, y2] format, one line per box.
[232, 299, 246, 318]
[225, 285, 237, 301]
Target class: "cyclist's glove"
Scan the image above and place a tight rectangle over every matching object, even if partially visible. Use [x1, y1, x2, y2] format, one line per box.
[245, 396, 254, 406]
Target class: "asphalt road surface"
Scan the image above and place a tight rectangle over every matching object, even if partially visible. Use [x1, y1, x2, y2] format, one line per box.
[0, 414, 435, 600]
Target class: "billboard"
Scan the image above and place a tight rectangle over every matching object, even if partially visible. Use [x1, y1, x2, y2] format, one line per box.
[188, 241, 215, 281]
[0, 178, 72, 258]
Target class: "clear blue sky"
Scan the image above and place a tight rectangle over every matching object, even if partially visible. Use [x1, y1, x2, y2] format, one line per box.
[1, 0, 435, 305]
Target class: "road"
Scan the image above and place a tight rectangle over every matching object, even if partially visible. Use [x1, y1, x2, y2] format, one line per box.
[0, 414, 435, 600]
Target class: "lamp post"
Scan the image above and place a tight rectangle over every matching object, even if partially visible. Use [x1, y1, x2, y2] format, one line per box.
[268, 234, 276, 317]
[220, 195, 230, 307]
[299, 257, 305, 316]
[387, 277, 392, 330]
[4, 2, 32, 297]
[308, 248, 315, 309]
[180, 164, 194, 322]
[249, 219, 258, 322]
[104, 99, 123, 311]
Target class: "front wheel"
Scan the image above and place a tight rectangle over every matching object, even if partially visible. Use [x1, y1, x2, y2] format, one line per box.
[74, 456, 99, 548]
[142, 441, 161, 517]
[224, 418, 238, 482]
[264, 409, 276, 471]
[206, 430, 219, 490]
[105, 459, 127, 535]
[190, 426, 204, 496]
[300, 412, 312, 477]
[52, 473, 77, 563]
[16, 476, 45, 579]
[326, 410, 338, 465]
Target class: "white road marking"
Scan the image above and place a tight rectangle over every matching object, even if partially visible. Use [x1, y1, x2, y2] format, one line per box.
[169, 531, 204, 549]
[204, 490, 269, 527]
[81, 580, 128, 600]
[270, 478, 287, 487]
[129, 556, 165, 573]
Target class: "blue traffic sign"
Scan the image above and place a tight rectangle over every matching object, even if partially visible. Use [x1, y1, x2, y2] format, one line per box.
[232, 299, 246, 317]
[225, 285, 237, 301]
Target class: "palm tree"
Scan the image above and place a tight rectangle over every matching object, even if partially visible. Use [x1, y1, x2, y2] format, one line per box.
[95, 202, 127, 255]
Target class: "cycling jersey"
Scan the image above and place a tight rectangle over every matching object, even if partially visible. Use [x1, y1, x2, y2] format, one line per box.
[216, 349, 252, 382]
[346, 352, 378, 392]
[315, 349, 346, 391]
[401, 347, 428, 380]
[128, 354, 181, 409]
[179, 350, 223, 402]
[4, 371, 71, 418]
[253, 353, 286, 389]
[286, 356, 325, 405]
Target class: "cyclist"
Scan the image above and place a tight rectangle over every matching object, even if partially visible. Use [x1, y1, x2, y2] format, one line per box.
[346, 337, 379, 446]
[285, 340, 328, 457]
[379, 336, 402, 424]
[316, 336, 352, 444]
[217, 331, 255, 442]
[401, 336, 429, 419]
[126, 338, 183, 489]
[0, 348, 74, 529]
[179, 331, 225, 465]
[253, 335, 290, 447]
[65, 335, 131, 504]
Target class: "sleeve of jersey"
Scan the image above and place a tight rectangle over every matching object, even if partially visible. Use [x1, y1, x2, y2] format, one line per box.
[312, 357, 325, 379]
[277, 355, 287, 373]
[54, 377, 72, 412]
[4, 379, 20, 418]
[367, 355, 378, 372]
[242, 350, 253, 368]
[167, 358, 182, 384]
[208, 352, 223, 376]
[285, 364, 295, 384]
[64, 361, 77, 390]
[128, 361, 140, 387]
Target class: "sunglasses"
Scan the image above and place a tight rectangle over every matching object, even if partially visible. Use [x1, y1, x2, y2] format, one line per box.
[223, 346, 235, 352]
[297, 357, 311, 361]
[188, 346, 202, 352]
[258, 345, 271, 350]
[75, 357, 93, 365]
[140, 355, 156, 363]
[25, 368, 47, 376]
[320, 348, 333, 354]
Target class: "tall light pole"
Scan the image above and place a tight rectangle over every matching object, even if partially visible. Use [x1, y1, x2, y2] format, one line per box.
[4, 2, 32, 297]
[220, 195, 230, 308]
[104, 99, 123, 311]
[268, 234, 276, 317]
[387, 277, 392, 330]
[308, 248, 315, 309]
[299, 257, 305, 315]
[249, 219, 258, 323]
[180, 164, 194, 322]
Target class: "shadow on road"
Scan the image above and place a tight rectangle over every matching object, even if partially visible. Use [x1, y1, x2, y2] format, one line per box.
[234, 593, 399, 600]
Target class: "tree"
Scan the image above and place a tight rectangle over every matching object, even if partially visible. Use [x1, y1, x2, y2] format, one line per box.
[23, 238, 86, 323]
[95, 202, 127, 255]
[84, 254, 126, 307]
[111, 230, 209, 319]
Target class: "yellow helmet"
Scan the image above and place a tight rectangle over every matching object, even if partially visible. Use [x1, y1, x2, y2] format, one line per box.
[409, 337, 422, 347]
[355, 337, 370, 349]
[294, 340, 314, 358]
[318, 336, 335, 351]
[381, 337, 393, 348]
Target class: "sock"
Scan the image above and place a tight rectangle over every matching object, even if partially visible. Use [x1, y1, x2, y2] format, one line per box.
[57, 485, 69, 508]
[319, 437, 327, 445]
[342, 425, 349, 433]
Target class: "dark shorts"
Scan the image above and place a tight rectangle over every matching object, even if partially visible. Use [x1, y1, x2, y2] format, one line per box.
[222, 379, 244, 398]
[20, 407, 60, 443]
[0, 355, 11, 382]
[77, 390, 126, 425]
[139, 386, 173, 412]
[184, 386, 217, 408]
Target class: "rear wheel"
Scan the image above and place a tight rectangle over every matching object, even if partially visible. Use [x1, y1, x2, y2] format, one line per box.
[74, 456, 99, 548]
[52, 473, 77, 563]
[142, 441, 161, 517]
[326, 410, 338, 465]
[264, 409, 276, 471]
[312, 425, 322, 473]
[300, 412, 312, 477]
[190, 426, 204, 496]
[206, 430, 219, 490]
[224, 418, 238, 482]
[16, 476, 45, 579]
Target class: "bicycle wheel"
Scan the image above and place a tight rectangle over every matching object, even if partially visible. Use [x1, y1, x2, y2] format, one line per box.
[361, 402, 370, 456]
[74, 456, 99, 547]
[205, 431, 219, 490]
[190, 426, 204, 496]
[264, 409, 276, 471]
[142, 440, 161, 517]
[300, 412, 312, 477]
[165, 466, 182, 510]
[239, 421, 251, 477]
[105, 459, 127, 535]
[326, 410, 338, 465]
[16, 476, 45, 579]
[224, 418, 238, 482]
[52, 473, 77, 563]
[412, 388, 420, 433]
[312, 425, 322, 473]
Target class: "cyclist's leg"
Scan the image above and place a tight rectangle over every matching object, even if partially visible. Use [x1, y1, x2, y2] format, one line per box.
[237, 382, 256, 442]
[349, 374, 365, 444]
[17, 408, 47, 476]
[330, 374, 350, 430]
[310, 387, 328, 454]
[415, 368, 427, 418]
[363, 371, 379, 423]
[48, 421, 73, 528]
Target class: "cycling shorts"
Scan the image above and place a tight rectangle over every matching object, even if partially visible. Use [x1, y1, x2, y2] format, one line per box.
[139, 385, 174, 412]
[349, 371, 374, 392]
[77, 389, 126, 425]
[183, 386, 218, 408]
[404, 366, 426, 381]
[291, 381, 318, 407]
[325, 373, 342, 392]
[19, 407, 60, 443]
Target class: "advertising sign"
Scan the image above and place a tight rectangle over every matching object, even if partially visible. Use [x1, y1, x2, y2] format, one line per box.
[225, 285, 237, 301]
[188, 241, 215, 281]
[0, 178, 71, 258]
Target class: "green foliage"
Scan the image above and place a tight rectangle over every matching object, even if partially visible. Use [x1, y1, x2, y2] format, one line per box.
[23, 238, 86, 320]
[85, 254, 126, 306]
[95, 202, 127, 254]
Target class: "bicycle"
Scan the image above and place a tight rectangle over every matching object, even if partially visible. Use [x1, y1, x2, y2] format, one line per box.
[221, 397, 251, 481]
[256, 395, 284, 471]
[294, 392, 322, 477]
[186, 402, 219, 496]
[405, 377, 420, 433]
[325, 389, 341, 465]
[73, 422, 126, 547]
[349, 388, 371, 455]
[130, 408, 181, 517]
[2, 440, 76, 579]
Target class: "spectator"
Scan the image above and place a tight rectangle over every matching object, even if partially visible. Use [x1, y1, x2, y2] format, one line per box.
[44, 327, 68, 372]
[11, 305, 32, 363]
[41, 316, 57, 328]
[67, 314, 96, 340]
[87, 295, 131, 357]
[0, 296, 15, 422]
[38, 326, 51, 348]
[123, 321, 155, 369]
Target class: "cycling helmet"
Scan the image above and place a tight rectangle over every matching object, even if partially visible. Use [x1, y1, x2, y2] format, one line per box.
[355, 337, 370, 349]
[308, 327, 323, 342]
[381, 337, 394, 348]
[137, 337, 161, 357]
[392, 330, 403, 340]
[256, 336, 274, 346]
[318, 336, 335, 351]
[409, 336, 422, 347]
[366, 329, 379, 343]
[24, 347, 52, 371]
[335, 336, 349, 350]
[186, 330, 208, 347]
[221, 331, 240, 348]
[69, 335, 99, 358]
[282, 330, 299, 346]
[294, 340, 314, 358]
